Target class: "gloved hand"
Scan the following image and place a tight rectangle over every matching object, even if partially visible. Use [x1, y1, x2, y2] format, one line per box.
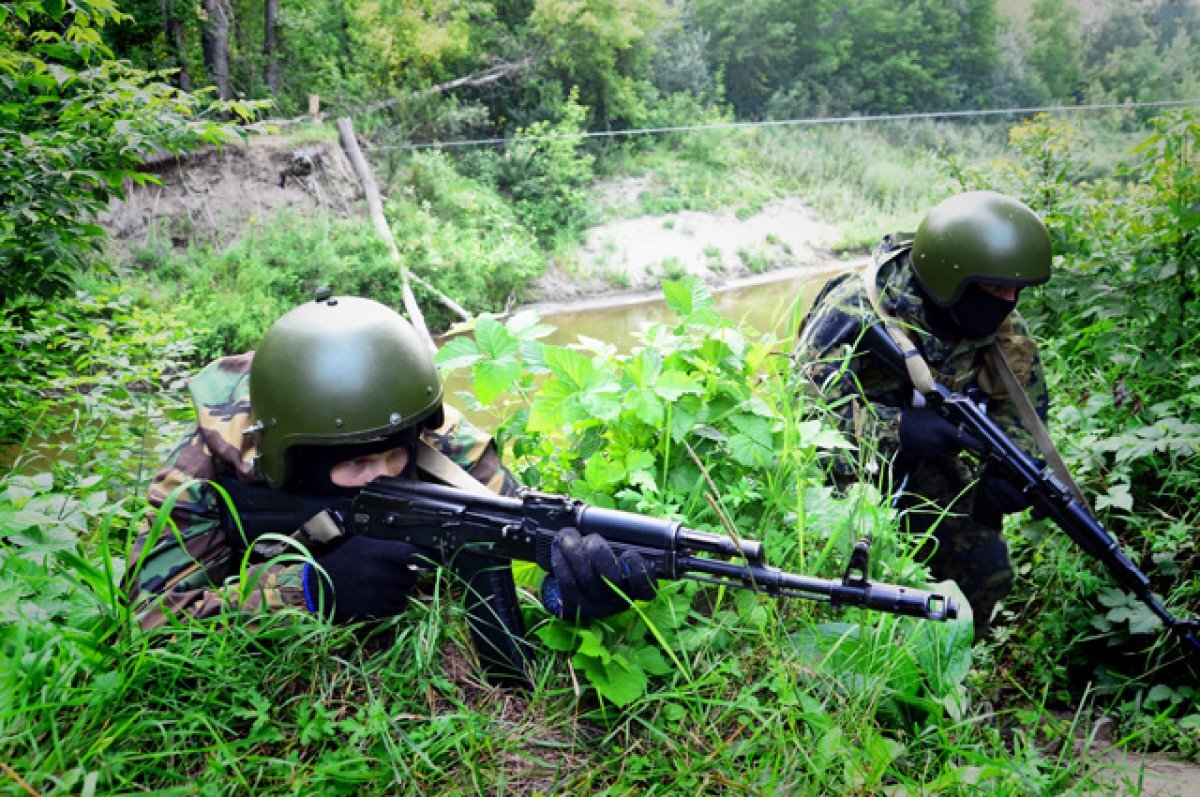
[898, 407, 984, 461]
[977, 472, 1031, 516]
[303, 533, 427, 622]
[540, 529, 657, 621]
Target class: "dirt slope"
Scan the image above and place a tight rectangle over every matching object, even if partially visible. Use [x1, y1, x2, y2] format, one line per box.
[102, 136, 360, 259]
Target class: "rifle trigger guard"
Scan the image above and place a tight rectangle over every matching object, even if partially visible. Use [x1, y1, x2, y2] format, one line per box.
[842, 537, 872, 587]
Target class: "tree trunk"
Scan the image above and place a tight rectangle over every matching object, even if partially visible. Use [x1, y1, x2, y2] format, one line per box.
[263, 0, 280, 94]
[161, 0, 191, 91]
[201, 0, 233, 100]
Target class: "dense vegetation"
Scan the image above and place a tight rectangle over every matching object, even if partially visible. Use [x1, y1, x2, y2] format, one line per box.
[3, 0, 1200, 793]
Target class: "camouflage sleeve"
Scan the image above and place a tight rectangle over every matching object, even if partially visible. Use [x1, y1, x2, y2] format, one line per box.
[126, 433, 308, 631]
[129, 353, 311, 628]
[795, 284, 905, 475]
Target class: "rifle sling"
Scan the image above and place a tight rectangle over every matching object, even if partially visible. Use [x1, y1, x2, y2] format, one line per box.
[981, 345, 1086, 503]
[861, 245, 939, 395]
[415, 440, 495, 496]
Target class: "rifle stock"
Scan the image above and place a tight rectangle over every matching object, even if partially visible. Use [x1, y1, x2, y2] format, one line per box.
[859, 321, 1200, 662]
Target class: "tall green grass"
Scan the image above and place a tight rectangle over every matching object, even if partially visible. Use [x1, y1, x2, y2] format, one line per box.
[584, 120, 1001, 249]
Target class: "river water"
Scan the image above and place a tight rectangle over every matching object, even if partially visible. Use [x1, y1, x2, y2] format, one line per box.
[530, 266, 844, 345]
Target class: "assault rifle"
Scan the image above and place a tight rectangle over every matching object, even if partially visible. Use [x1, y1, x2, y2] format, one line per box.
[220, 476, 959, 685]
[859, 321, 1200, 663]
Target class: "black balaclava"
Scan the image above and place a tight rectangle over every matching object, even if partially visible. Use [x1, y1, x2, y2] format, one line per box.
[287, 428, 420, 495]
[921, 283, 1017, 341]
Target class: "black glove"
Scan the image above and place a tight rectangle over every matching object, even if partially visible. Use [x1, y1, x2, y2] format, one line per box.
[303, 533, 427, 622]
[540, 529, 657, 621]
[977, 472, 1031, 516]
[898, 407, 984, 461]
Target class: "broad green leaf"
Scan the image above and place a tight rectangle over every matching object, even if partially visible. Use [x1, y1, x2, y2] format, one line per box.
[0, 508, 47, 535]
[578, 653, 646, 706]
[641, 587, 693, 631]
[626, 387, 665, 427]
[578, 377, 622, 422]
[474, 359, 523, 405]
[584, 455, 625, 487]
[527, 379, 575, 432]
[669, 395, 702, 442]
[653, 370, 702, 401]
[662, 276, 712, 317]
[908, 581, 974, 698]
[1095, 483, 1133, 513]
[574, 628, 611, 662]
[543, 345, 594, 391]
[535, 621, 581, 652]
[626, 348, 662, 387]
[505, 310, 553, 340]
[625, 449, 656, 476]
[632, 644, 672, 676]
[727, 413, 774, 465]
[1127, 603, 1162, 635]
[473, 316, 519, 360]
[435, 334, 482, 372]
[1146, 684, 1176, 704]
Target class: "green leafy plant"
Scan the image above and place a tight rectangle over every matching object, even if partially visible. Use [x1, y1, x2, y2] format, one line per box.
[439, 277, 963, 708]
[491, 89, 598, 243]
[0, 0, 262, 301]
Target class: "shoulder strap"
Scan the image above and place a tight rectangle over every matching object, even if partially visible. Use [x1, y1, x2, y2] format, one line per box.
[982, 345, 1086, 503]
[860, 244, 940, 396]
[416, 440, 495, 497]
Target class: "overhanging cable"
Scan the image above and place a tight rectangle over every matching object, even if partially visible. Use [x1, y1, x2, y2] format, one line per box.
[376, 98, 1200, 151]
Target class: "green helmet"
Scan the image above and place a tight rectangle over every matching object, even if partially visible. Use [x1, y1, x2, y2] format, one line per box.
[911, 191, 1052, 307]
[249, 290, 443, 488]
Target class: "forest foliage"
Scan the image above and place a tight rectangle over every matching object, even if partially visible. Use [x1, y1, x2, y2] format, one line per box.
[6, 0, 1200, 306]
[2, 0, 1200, 793]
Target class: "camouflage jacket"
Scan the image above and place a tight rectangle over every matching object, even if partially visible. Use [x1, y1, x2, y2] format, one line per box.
[795, 247, 1048, 478]
[126, 353, 517, 630]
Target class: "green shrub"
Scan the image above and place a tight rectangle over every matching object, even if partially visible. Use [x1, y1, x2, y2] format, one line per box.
[489, 89, 597, 243]
[160, 211, 397, 359]
[1, 1, 259, 303]
[0, 290, 194, 452]
[394, 151, 547, 329]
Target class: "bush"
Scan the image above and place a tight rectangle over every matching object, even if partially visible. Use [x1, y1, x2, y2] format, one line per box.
[0, 290, 194, 450]
[1, 1, 257, 302]
[489, 90, 597, 243]
[394, 151, 547, 328]
[157, 212, 398, 359]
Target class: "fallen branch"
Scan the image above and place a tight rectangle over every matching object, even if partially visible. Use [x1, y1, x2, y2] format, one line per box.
[358, 57, 535, 116]
[337, 117, 470, 348]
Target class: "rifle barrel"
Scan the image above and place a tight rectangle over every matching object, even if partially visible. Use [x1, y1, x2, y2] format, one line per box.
[678, 556, 958, 621]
